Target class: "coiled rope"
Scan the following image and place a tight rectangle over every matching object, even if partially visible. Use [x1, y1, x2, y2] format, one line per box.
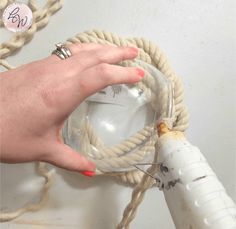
[0, 1, 188, 226]
[65, 30, 189, 228]
[65, 30, 189, 185]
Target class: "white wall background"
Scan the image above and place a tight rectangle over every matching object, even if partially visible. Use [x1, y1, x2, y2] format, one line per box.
[0, 0, 235, 228]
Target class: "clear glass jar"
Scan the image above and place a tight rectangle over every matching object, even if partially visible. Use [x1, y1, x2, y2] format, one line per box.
[62, 61, 173, 172]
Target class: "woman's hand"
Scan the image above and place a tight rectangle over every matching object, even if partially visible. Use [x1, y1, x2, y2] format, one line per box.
[0, 44, 144, 175]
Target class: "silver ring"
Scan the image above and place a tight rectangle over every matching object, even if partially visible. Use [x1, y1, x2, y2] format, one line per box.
[51, 43, 72, 60]
[52, 49, 66, 60]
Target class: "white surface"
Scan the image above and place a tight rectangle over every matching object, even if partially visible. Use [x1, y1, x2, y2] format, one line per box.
[0, 0, 235, 228]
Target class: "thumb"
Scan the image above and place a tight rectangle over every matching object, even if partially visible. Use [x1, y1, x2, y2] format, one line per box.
[44, 143, 96, 175]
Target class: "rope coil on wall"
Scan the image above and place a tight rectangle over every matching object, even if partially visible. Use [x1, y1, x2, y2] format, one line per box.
[0, 1, 189, 226]
[67, 30, 189, 229]
[65, 30, 189, 184]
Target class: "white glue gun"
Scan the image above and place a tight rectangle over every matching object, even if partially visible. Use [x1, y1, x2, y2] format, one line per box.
[156, 124, 236, 229]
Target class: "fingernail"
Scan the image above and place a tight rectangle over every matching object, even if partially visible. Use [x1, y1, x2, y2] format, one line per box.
[129, 47, 138, 55]
[136, 68, 145, 78]
[80, 170, 95, 177]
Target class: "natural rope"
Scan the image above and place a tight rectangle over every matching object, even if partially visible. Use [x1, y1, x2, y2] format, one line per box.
[65, 30, 189, 228]
[0, 0, 64, 59]
[116, 164, 159, 229]
[65, 30, 189, 185]
[0, 4, 188, 224]
[0, 0, 63, 222]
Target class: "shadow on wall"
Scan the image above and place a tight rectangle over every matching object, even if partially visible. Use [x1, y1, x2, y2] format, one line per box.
[56, 168, 128, 229]
[0, 163, 46, 211]
[0, 162, 132, 228]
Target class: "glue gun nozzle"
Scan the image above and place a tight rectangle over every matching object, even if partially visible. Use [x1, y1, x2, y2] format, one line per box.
[157, 122, 170, 136]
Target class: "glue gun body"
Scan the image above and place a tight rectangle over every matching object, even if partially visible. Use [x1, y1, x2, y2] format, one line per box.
[157, 131, 236, 229]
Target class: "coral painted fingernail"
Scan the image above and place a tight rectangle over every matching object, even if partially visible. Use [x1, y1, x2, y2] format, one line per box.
[136, 68, 145, 78]
[80, 171, 95, 177]
[129, 47, 138, 55]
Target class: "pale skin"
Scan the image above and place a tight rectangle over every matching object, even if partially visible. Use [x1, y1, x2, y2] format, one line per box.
[0, 44, 144, 176]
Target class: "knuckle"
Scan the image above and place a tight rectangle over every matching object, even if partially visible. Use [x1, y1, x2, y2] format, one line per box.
[97, 63, 111, 80]
[119, 47, 126, 57]
[120, 48, 129, 60]
[93, 48, 113, 62]
[71, 43, 85, 52]
[97, 63, 109, 73]
[93, 51, 104, 61]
